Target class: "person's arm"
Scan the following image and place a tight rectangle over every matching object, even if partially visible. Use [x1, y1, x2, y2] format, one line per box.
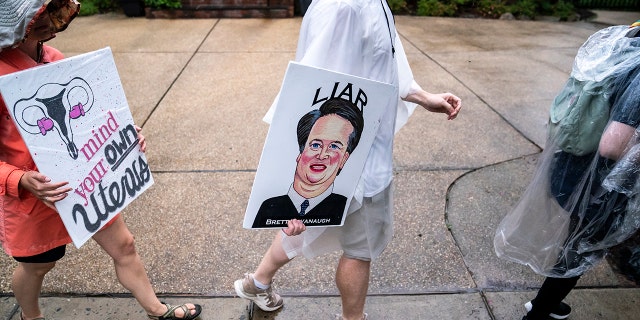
[403, 84, 462, 120]
[18, 171, 71, 209]
[393, 28, 461, 121]
[0, 158, 70, 209]
[599, 121, 640, 195]
[0, 161, 26, 198]
[7, 127, 145, 211]
[598, 121, 636, 161]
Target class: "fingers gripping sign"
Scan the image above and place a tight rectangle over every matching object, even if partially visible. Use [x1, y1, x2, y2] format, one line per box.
[282, 219, 307, 236]
[19, 171, 72, 210]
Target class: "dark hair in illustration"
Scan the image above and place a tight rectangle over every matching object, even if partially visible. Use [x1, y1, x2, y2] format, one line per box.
[296, 98, 365, 156]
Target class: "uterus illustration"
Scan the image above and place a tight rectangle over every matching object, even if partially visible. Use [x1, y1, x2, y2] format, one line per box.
[13, 77, 94, 159]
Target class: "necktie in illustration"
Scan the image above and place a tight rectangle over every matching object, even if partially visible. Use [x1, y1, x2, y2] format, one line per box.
[299, 200, 310, 216]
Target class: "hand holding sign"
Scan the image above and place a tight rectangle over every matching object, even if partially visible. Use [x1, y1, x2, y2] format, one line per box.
[19, 171, 72, 210]
[0, 47, 154, 247]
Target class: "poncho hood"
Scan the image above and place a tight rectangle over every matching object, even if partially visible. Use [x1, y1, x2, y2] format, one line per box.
[0, 0, 48, 50]
[0, 0, 79, 51]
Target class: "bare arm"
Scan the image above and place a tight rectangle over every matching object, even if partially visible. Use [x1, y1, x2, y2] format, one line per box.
[19, 171, 71, 210]
[599, 121, 636, 161]
[403, 88, 462, 120]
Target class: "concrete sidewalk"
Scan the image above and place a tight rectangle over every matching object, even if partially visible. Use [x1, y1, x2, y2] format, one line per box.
[2, 9, 640, 320]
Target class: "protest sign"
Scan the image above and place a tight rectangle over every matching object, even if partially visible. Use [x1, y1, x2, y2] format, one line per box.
[0, 47, 153, 247]
[244, 62, 395, 229]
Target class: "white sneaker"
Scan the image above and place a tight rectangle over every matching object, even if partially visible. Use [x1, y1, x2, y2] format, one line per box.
[234, 273, 283, 311]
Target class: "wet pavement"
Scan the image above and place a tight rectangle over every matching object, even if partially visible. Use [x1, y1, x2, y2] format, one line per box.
[1, 9, 640, 320]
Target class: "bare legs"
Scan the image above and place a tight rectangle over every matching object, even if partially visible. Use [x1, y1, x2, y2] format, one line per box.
[12, 215, 197, 319]
[12, 261, 55, 319]
[91, 215, 166, 316]
[336, 256, 370, 320]
[253, 231, 292, 285]
[252, 231, 370, 320]
[92, 215, 198, 318]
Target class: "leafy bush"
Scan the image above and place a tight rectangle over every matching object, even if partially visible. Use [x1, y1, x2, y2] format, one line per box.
[552, 0, 575, 19]
[77, 0, 576, 19]
[417, 0, 459, 17]
[144, 0, 182, 9]
[387, 0, 408, 12]
[78, 0, 118, 16]
[475, 0, 509, 18]
[508, 0, 538, 19]
[410, 0, 578, 20]
[79, 1, 99, 16]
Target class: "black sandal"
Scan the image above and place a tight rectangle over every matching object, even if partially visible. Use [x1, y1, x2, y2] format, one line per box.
[147, 302, 202, 320]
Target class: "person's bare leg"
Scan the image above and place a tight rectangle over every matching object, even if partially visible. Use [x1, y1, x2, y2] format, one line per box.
[12, 262, 55, 320]
[92, 216, 197, 318]
[336, 255, 370, 320]
[253, 231, 293, 285]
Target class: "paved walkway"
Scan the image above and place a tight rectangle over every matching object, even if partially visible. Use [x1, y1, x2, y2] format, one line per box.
[1, 9, 640, 320]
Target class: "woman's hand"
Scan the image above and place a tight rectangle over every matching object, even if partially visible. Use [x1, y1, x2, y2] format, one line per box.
[19, 171, 72, 210]
[135, 125, 147, 152]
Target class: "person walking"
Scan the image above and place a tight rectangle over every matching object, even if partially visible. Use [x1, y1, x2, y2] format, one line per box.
[494, 22, 640, 320]
[0, 1, 202, 319]
[233, 1, 462, 319]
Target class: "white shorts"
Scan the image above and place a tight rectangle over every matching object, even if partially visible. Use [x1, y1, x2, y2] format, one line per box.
[282, 183, 393, 261]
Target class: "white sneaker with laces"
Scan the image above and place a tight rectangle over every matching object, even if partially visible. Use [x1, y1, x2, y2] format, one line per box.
[234, 273, 283, 311]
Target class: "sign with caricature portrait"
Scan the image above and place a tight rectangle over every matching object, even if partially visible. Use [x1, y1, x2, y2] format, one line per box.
[0, 47, 153, 248]
[244, 62, 396, 229]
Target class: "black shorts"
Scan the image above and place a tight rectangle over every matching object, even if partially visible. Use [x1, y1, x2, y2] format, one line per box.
[13, 245, 66, 263]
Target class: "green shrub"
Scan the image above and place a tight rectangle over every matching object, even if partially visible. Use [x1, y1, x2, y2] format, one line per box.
[475, 0, 508, 18]
[508, 0, 538, 18]
[387, 0, 408, 12]
[417, 0, 458, 16]
[76, 0, 577, 19]
[552, 0, 575, 19]
[78, 0, 118, 16]
[144, 0, 182, 9]
[79, 2, 99, 16]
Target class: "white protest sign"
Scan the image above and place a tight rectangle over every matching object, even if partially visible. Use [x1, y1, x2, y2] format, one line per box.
[0, 47, 153, 247]
[244, 62, 396, 229]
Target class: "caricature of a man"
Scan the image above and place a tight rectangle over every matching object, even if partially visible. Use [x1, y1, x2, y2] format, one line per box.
[252, 98, 364, 228]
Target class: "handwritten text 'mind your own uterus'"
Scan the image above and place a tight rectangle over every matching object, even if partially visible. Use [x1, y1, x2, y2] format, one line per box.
[72, 111, 151, 232]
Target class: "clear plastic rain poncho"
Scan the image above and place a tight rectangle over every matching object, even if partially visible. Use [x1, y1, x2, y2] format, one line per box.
[494, 25, 640, 278]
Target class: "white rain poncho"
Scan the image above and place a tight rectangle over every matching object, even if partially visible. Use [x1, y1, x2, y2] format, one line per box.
[494, 25, 640, 278]
[0, 0, 79, 51]
[263, 0, 420, 260]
